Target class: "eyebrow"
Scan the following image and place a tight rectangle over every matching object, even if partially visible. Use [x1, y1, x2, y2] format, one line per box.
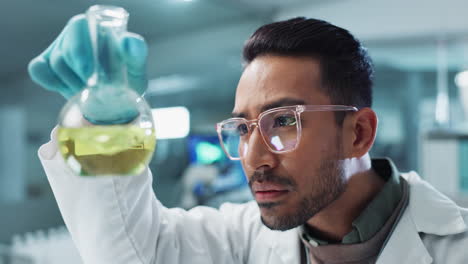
[231, 98, 306, 118]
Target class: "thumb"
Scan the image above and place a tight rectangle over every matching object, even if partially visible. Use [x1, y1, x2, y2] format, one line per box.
[120, 32, 148, 95]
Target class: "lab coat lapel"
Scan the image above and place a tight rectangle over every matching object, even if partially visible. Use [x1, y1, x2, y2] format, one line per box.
[403, 172, 467, 236]
[377, 209, 432, 264]
[378, 172, 467, 264]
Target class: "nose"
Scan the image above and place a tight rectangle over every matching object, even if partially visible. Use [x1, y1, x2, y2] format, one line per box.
[242, 127, 279, 172]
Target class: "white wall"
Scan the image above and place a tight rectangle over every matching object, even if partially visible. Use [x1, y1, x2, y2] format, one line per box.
[276, 0, 468, 41]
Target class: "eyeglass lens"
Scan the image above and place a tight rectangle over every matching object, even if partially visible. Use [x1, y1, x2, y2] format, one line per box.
[220, 109, 299, 159]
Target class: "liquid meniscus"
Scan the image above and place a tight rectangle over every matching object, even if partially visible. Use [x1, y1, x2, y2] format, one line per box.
[57, 125, 156, 176]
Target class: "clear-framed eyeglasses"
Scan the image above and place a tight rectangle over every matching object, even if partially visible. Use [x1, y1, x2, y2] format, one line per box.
[216, 105, 358, 160]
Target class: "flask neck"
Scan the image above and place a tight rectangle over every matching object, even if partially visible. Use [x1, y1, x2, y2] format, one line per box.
[80, 5, 138, 125]
[87, 5, 128, 89]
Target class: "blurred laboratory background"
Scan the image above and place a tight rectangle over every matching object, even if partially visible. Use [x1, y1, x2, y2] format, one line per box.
[1, 0, 468, 262]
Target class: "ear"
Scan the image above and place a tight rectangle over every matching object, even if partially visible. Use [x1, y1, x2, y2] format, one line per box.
[342, 108, 378, 158]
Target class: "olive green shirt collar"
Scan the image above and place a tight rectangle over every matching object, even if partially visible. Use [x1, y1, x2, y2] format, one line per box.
[301, 158, 402, 245]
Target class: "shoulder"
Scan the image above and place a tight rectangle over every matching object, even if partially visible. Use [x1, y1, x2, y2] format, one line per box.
[402, 172, 468, 262]
[219, 200, 260, 218]
[419, 204, 468, 263]
[421, 216, 468, 263]
[218, 201, 263, 234]
[162, 200, 260, 232]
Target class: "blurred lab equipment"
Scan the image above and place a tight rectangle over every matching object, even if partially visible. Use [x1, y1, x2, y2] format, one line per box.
[434, 39, 450, 128]
[7, 226, 82, 264]
[56, 5, 156, 176]
[421, 41, 468, 198]
[455, 70, 468, 122]
[421, 131, 468, 196]
[0, 245, 33, 264]
[180, 135, 252, 209]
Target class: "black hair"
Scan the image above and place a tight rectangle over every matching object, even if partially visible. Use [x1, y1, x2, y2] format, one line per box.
[243, 17, 374, 124]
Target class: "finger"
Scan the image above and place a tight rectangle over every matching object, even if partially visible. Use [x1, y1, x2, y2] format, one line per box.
[40, 14, 85, 61]
[28, 15, 74, 90]
[49, 36, 86, 95]
[120, 32, 148, 74]
[28, 14, 87, 99]
[120, 32, 148, 94]
[28, 56, 75, 99]
[61, 14, 94, 83]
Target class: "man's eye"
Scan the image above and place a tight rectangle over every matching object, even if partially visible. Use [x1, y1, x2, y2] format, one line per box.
[273, 116, 297, 127]
[237, 124, 248, 135]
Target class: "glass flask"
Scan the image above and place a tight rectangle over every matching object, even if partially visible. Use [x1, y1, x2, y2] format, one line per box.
[57, 5, 156, 176]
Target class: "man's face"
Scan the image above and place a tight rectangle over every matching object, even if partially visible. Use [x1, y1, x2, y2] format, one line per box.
[233, 55, 347, 231]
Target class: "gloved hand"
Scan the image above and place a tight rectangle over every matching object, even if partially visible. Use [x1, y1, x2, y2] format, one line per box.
[28, 14, 148, 99]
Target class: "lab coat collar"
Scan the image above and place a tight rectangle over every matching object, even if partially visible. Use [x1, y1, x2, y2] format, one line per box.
[377, 171, 468, 264]
[402, 172, 467, 235]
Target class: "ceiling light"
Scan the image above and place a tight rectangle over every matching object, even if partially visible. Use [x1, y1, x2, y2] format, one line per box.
[455, 70, 468, 88]
[152, 107, 190, 139]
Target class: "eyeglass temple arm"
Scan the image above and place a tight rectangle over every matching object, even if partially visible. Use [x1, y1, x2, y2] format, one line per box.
[300, 105, 358, 112]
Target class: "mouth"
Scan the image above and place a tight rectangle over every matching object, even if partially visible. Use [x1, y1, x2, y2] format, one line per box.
[252, 183, 290, 203]
[255, 190, 289, 202]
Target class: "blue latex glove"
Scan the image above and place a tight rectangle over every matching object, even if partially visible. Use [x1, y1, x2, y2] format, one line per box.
[28, 14, 148, 100]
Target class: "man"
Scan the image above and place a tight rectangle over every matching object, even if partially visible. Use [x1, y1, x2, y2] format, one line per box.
[29, 14, 468, 264]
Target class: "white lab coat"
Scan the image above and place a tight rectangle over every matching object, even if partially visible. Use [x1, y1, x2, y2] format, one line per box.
[39, 128, 468, 264]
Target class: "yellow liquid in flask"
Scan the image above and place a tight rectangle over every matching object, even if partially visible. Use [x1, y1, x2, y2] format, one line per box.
[57, 125, 156, 176]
